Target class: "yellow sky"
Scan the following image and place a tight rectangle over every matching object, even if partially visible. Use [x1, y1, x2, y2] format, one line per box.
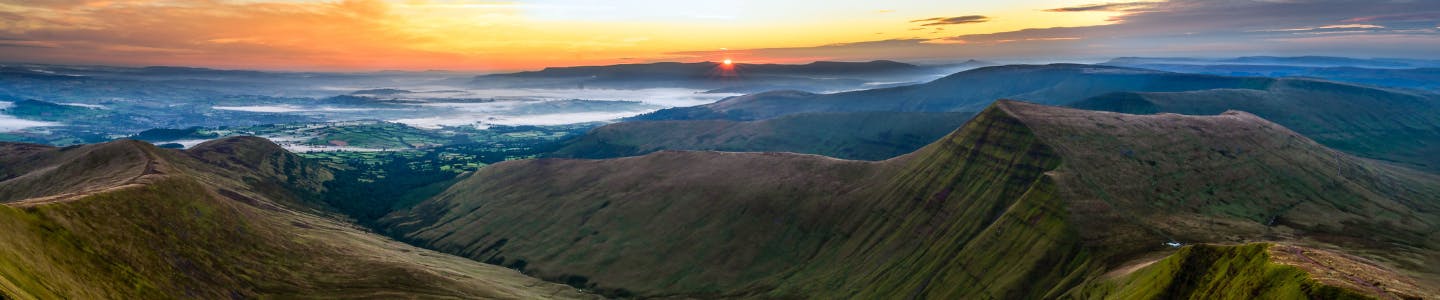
[0, 0, 1130, 71]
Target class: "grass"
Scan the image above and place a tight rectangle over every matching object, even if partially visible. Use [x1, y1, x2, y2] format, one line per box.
[1070, 79, 1440, 172]
[1085, 244, 1371, 299]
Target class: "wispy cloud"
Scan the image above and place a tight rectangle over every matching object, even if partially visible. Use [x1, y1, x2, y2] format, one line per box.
[0, 39, 61, 48]
[910, 15, 989, 26]
[1251, 24, 1386, 32]
[1344, 12, 1440, 23]
[674, 0, 1440, 62]
[1044, 2, 1161, 12]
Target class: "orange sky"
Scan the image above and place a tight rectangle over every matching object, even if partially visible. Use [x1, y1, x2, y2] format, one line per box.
[0, 0, 1128, 71]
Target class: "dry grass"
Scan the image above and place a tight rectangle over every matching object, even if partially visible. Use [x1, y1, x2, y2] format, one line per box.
[0, 138, 593, 299]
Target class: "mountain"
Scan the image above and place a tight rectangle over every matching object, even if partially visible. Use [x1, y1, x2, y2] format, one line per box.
[471, 60, 943, 93]
[1107, 56, 1440, 69]
[619, 64, 1440, 170]
[1102, 63, 1440, 91]
[928, 59, 999, 73]
[550, 111, 974, 160]
[1070, 78, 1440, 172]
[0, 137, 591, 299]
[635, 64, 1273, 121]
[385, 101, 1440, 299]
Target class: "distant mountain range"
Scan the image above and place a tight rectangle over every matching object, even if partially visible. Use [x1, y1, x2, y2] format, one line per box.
[385, 101, 1440, 298]
[1100, 58, 1440, 90]
[633, 64, 1272, 120]
[1106, 56, 1440, 69]
[559, 64, 1440, 172]
[471, 60, 954, 93]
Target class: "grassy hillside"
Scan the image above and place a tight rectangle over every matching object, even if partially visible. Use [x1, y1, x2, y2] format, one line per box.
[1070, 79, 1440, 172]
[387, 100, 1440, 298]
[0, 138, 591, 299]
[551, 111, 974, 160]
[1084, 244, 1375, 299]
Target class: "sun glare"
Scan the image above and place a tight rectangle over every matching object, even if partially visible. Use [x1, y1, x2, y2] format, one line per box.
[723, 59, 733, 65]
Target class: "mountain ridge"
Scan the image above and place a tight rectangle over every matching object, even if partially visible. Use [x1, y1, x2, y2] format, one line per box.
[386, 100, 1440, 298]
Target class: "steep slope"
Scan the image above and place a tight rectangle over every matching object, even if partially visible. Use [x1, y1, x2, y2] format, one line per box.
[1070, 79, 1440, 172]
[0, 138, 590, 299]
[387, 101, 1440, 298]
[636, 64, 1273, 121]
[550, 111, 974, 160]
[1083, 243, 1413, 299]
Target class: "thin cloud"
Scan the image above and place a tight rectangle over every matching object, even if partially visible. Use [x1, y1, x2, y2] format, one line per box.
[0, 40, 60, 48]
[1044, 1, 1161, 12]
[1252, 24, 1386, 32]
[668, 0, 1440, 63]
[1344, 12, 1440, 23]
[910, 15, 990, 26]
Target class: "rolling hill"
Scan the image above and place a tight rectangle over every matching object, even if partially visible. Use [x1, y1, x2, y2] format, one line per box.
[1099, 63, 1440, 92]
[1105, 56, 1440, 69]
[385, 100, 1440, 298]
[550, 111, 975, 160]
[0, 137, 591, 299]
[1070, 78, 1440, 172]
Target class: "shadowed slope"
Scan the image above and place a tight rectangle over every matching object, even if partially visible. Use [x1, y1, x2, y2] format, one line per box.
[0, 137, 591, 299]
[388, 100, 1440, 298]
[550, 111, 975, 161]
